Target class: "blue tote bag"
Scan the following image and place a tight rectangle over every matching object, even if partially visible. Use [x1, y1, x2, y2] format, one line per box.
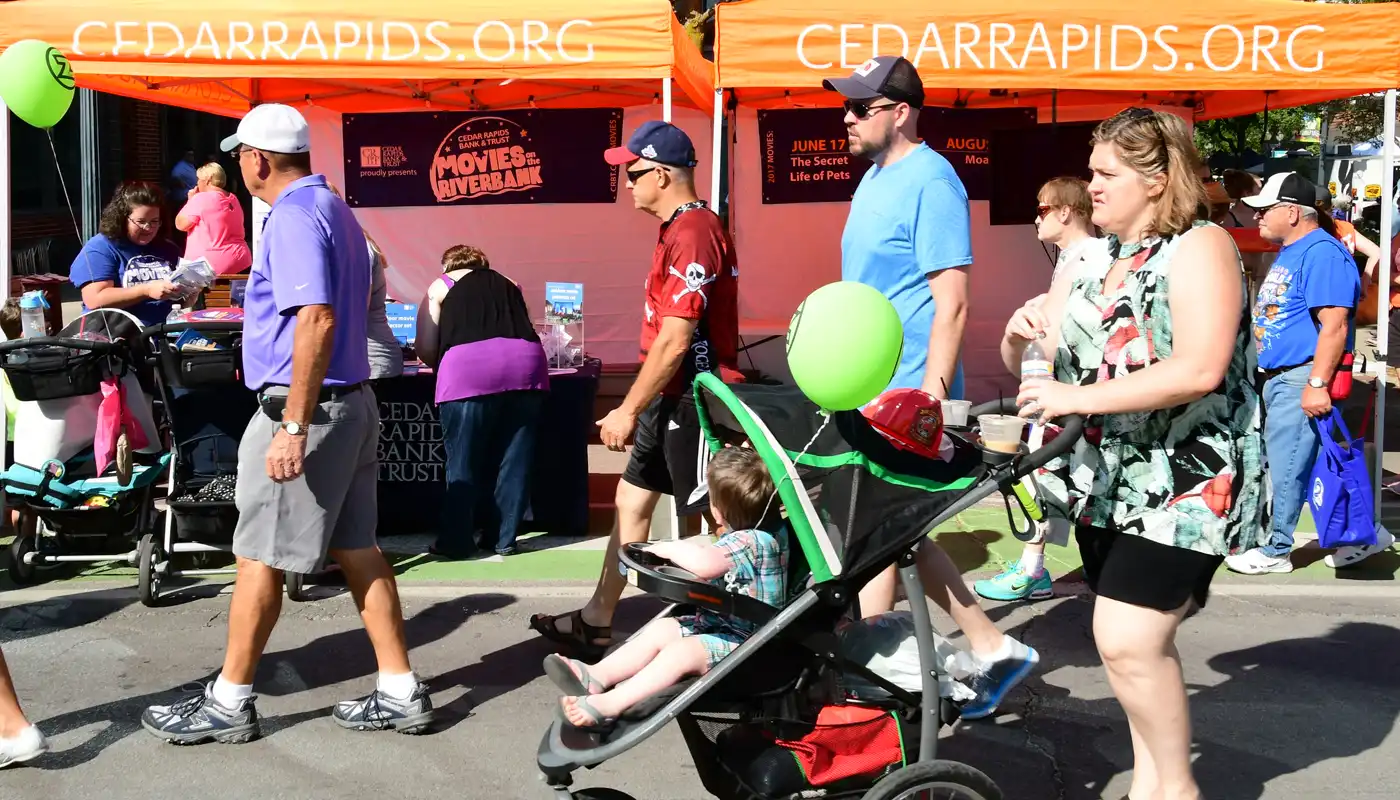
[1308, 410, 1377, 549]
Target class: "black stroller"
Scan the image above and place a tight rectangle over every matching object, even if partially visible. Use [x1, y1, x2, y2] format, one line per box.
[140, 318, 317, 606]
[0, 309, 169, 585]
[536, 375, 1082, 800]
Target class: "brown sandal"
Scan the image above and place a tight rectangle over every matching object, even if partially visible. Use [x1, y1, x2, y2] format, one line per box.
[529, 609, 613, 662]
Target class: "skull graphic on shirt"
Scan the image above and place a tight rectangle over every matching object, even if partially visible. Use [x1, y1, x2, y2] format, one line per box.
[669, 262, 717, 306]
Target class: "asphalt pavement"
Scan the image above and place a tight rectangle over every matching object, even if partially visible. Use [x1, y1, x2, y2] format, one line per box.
[0, 583, 1397, 800]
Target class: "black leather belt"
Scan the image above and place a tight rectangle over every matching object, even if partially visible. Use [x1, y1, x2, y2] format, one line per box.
[1258, 360, 1312, 382]
[258, 382, 365, 402]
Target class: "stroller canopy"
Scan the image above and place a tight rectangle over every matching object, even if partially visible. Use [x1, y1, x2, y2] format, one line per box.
[693, 375, 985, 587]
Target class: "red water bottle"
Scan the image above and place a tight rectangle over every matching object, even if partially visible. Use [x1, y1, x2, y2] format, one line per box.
[1329, 352, 1355, 401]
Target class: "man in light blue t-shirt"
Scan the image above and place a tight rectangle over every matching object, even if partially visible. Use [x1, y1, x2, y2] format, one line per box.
[826, 55, 973, 401]
[823, 57, 1038, 723]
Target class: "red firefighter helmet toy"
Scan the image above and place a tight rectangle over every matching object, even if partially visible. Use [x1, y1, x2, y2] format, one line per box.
[861, 388, 944, 460]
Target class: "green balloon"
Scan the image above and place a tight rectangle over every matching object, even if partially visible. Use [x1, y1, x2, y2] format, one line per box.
[0, 40, 76, 129]
[786, 281, 904, 411]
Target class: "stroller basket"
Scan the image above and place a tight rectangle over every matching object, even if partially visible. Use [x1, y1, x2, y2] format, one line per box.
[0, 338, 119, 401]
[146, 321, 245, 389]
[1, 454, 170, 537]
[168, 500, 239, 542]
[689, 710, 913, 800]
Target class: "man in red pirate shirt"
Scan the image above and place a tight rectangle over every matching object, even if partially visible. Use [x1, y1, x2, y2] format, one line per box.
[529, 121, 743, 660]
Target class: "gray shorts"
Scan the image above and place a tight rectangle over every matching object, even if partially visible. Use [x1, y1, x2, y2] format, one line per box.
[231, 385, 379, 573]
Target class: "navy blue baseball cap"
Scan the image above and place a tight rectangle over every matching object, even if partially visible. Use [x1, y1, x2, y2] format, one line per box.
[604, 120, 698, 168]
[823, 55, 925, 108]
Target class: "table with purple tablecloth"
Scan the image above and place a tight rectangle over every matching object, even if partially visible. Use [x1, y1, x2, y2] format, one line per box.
[373, 357, 600, 536]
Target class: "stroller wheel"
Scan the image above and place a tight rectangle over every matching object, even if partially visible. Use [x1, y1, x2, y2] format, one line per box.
[861, 759, 1002, 800]
[569, 790, 638, 800]
[138, 533, 163, 608]
[285, 571, 308, 602]
[6, 531, 37, 585]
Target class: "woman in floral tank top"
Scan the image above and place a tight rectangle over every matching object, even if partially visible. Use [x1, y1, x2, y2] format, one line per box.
[1000, 108, 1266, 800]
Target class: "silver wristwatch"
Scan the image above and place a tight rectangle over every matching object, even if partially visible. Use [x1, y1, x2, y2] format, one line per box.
[281, 421, 306, 436]
[1306, 377, 1327, 390]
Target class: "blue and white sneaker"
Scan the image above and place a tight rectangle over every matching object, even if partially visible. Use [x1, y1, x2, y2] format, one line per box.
[974, 564, 1054, 602]
[141, 683, 259, 744]
[959, 638, 1040, 720]
[332, 683, 434, 734]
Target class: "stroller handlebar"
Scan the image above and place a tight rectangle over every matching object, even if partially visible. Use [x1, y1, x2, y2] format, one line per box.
[967, 398, 1084, 480]
[0, 336, 126, 356]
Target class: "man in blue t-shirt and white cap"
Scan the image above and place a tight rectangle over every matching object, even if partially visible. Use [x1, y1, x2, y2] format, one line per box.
[1230, 171, 1392, 574]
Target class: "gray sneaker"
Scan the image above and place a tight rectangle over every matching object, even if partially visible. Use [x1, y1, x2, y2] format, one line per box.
[332, 684, 434, 734]
[141, 683, 259, 745]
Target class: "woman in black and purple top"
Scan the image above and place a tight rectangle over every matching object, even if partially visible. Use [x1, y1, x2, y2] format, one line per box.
[415, 245, 549, 557]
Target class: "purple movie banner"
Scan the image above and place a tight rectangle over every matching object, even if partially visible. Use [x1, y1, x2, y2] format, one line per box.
[342, 108, 624, 208]
[758, 107, 1037, 204]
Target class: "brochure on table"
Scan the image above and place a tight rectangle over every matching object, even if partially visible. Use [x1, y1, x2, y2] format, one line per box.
[539, 282, 584, 368]
[385, 303, 418, 347]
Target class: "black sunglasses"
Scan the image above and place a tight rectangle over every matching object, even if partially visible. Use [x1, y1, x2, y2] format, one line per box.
[1119, 106, 1166, 141]
[843, 99, 901, 119]
[626, 164, 669, 183]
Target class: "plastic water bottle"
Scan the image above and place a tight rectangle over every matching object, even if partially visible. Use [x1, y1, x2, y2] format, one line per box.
[1020, 332, 1053, 421]
[18, 291, 47, 338]
[166, 304, 184, 324]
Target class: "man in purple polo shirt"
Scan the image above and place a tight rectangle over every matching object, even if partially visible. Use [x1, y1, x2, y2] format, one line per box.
[142, 104, 432, 744]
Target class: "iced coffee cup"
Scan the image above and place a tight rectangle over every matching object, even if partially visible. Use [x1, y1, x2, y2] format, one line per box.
[979, 415, 1026, 454]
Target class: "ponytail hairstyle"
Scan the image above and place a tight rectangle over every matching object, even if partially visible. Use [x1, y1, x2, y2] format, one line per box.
[1311, 192, 1340, 240]
[1092, 108, 1208, 238]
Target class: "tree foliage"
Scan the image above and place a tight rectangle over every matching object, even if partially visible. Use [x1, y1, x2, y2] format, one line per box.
[1194, 0, 1397, 160]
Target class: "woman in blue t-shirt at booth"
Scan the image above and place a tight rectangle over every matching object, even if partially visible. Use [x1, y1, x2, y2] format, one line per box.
[69, 184, 184, 327]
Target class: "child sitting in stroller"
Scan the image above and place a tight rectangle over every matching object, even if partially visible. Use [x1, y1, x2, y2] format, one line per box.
[545, 446, 785, 728]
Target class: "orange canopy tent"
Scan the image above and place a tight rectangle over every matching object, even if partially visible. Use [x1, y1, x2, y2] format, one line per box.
[712, 0, 1400, 118]
[0, 0, 714, 115]
[0, 0, 718, 335]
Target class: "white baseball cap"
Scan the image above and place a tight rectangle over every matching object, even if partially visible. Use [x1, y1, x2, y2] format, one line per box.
[220, 103, 310, 154]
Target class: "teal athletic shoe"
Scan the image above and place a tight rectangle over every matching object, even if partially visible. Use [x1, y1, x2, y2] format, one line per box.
[973, 563, 1054, 602]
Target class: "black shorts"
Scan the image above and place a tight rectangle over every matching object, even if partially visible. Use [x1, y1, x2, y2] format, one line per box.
[1076, 525, 1225, 611]
[621, 396, 709, 516]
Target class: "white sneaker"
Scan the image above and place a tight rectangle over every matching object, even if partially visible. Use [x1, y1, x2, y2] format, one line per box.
[1225, 548, 1294, 575]
[0, 725, 49, 768]
[1325, 525, 1396, 569]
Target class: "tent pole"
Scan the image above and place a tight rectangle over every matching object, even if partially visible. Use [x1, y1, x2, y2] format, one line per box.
[663, 77, 672, 122]
[0, 98, 9, 306]
[0, 98, 9, 496]
[79, 88, 101, 240]
[1375, 87, 1396, 521]
[711, 88, 723, 205]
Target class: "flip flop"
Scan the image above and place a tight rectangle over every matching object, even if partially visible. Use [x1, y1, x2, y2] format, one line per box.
[528, 609, 612, 662]
[543, 654, 605, 695]
[561, 695, 615, 730]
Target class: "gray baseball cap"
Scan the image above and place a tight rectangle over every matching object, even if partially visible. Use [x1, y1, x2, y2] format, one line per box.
[822, 55, 925, 108]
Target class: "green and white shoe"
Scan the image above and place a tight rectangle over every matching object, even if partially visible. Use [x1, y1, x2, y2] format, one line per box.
[974, 564, 1054, 602]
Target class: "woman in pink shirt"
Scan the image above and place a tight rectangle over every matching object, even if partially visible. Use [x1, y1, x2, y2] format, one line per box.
[175, 163, 251, 276]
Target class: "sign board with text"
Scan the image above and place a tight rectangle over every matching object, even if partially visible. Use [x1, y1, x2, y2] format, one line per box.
[342, 108, 624, 208]
[757, 107, 1036, 204]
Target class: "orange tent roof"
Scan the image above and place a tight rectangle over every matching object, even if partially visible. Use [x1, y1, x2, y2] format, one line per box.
[0, 0, 715, 116]
[714, 0, 1400, 118]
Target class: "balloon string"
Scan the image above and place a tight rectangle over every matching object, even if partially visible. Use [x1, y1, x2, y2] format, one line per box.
[756, 410, 831, 529]
[46, 129, 83, 244]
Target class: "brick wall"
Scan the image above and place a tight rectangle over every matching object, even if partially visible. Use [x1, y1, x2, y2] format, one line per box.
[121, 99, 164, 183]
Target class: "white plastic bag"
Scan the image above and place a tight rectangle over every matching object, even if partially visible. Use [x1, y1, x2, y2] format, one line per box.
[837, 611, 977, 703]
